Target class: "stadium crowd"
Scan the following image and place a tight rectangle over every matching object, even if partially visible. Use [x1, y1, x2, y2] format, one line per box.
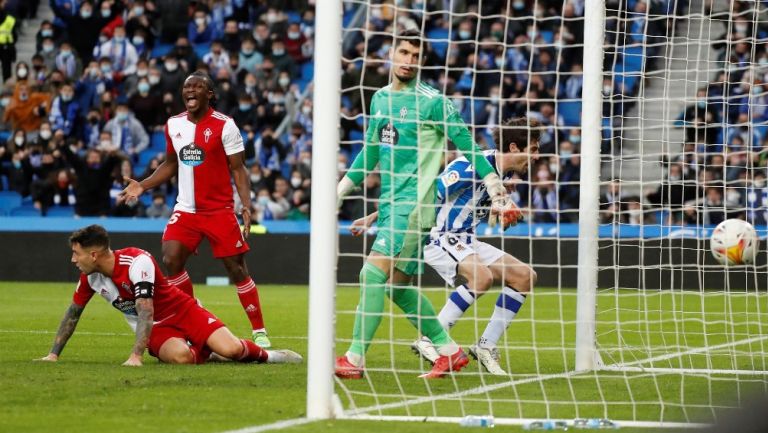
[0, 0, 765, 228]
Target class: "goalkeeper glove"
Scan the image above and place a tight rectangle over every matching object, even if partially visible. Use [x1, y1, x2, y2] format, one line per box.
[336, 176, 355, 209]
[484, 173, 509, 228]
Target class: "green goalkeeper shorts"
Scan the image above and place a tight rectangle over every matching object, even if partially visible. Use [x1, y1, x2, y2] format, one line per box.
[371, 211, 426, 276]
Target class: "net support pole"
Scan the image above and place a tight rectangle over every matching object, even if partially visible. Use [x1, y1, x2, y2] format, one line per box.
[575, 0, 605, 372]
[306, 0, 342, 419]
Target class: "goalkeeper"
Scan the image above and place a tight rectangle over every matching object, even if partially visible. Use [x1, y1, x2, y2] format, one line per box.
[351, 117, 540, 376]
[335, 29, 512, 379]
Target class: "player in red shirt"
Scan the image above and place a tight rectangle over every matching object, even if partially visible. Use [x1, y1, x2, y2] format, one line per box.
[119, 71, 271, 348]
[36, 225, 301, 366]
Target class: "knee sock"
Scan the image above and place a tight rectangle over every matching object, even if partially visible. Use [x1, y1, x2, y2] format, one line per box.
[479, 286, 527, 348]
[437, 284, 476, 329]
[168, 270, 194, 298]
[347, 262, 388, 365]
[237, 339, 269, 363]
[388, 284, 459, 356]
[236, 278, 266, 332]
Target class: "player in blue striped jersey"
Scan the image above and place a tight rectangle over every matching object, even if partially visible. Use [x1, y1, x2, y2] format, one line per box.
[351, 117, 540, 375]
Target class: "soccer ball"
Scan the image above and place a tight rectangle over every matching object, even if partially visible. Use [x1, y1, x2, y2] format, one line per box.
[710, 219, 759, 266]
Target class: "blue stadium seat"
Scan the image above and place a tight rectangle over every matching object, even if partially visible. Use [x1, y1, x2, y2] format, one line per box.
[620, 45, 645, 72]
[286, 11, 301, 24]
[138, 149, 160, 166]
[0, 191, 22, 215]
[150, 131, 166, 151]
[426, 28, 450, 60]
[193, 42, 211, 59]
[9, 205, 40, 216]
[301, 61, 314, 81]
[46, 206, 75, 217]
[558, 101, 582, 127]
[539, 30, 554, 44]
[151, 43, 173, 59]
[349, 129, 364, 143]
[0, 174, 8, 190]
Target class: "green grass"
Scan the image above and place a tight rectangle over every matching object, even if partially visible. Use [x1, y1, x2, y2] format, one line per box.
[0, 283, 765, 433]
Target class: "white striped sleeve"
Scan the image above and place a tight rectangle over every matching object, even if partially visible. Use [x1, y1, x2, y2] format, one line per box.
[222, 118, 245, 156]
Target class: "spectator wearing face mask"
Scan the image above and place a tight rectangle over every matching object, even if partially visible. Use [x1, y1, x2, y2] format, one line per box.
[188, 9, 214, 44]
[231, 94, 257, 132]
[221, 18, 241, 54]
[31, 168, 76, 215]
[50, 0, 118, 65]
[75, 61, 112, 113]
[128, 76, 162, 131]
[3, 81, 51, 133]
[35, 20, 61, 53]
[0, 87, 12, 130]
[158, 54, 185, 103]
[270, 40, 298, 79]
[283, 22, 309, 63]
[54, 41, 81, 80]
[38, 36, 57, 72]
[58, 145, 123, 216]
[93, 26, 138, 80]
[125, 1, 156, 51]
[49, 82, 82, 138]
[239, 38, 262, 74]
[82, 109, 103, 148]
[170, 36, 198, 72]
[202, 40, 230, 78]
[102, 102, 149, 161]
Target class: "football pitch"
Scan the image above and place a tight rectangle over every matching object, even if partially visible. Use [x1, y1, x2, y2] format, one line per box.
[0, 282, 764, 433]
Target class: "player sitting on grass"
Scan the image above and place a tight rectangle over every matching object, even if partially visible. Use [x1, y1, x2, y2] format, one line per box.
[351, 117, 539, 375]
[36, 225, 301, 366]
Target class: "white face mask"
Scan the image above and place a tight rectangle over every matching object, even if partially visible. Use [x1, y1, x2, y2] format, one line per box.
[149, 75, 160, 85]
[14, 136, 24, 146]
[279, 77, 290, 87]
[290, 177, 302, 188]
[755, 179, 766, 188]
[549, 162, 559, 174]
[250, 174, 262, 183]
[40, 129, 52, 140]
[195, 17, 206, 27]
[301, 105, 311, 115]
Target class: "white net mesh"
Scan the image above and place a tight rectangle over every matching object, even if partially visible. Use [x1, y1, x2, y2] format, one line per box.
[332, 0, 768, 426]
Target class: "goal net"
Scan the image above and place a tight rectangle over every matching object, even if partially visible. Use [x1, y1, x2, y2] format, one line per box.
[311, 0, 768, 427]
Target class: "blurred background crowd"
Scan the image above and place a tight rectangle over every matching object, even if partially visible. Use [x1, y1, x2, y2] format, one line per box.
[0, 0, 766, 228]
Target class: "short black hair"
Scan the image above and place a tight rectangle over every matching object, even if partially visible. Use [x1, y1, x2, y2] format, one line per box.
[493, 117, 541, 152]
[394, 29, 429, 54]
[69, 225, 110, 249]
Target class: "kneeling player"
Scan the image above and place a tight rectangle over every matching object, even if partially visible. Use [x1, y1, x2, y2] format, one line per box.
[37, 225, 301, 366]
[351, 117, 539, 375]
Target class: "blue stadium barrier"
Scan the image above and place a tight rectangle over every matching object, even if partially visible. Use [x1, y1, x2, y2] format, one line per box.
[193, 42, 211, 59]
[151, 43, 173, 59]
[426, 28, 449, 59]
[558, 101, 582, 126]
[150, 131, 166, 151]
[0, 191, 22, 215]
[301, 61, 314, 82]
[0, 216, 765, 240]
[620, 45, 645, 72]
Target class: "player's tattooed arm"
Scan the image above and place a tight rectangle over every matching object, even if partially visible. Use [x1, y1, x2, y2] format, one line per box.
[124, 298, 154, 366]
[40, 303, 85, 361]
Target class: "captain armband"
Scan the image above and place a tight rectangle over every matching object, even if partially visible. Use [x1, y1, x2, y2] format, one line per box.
[133, 282, 154, 299]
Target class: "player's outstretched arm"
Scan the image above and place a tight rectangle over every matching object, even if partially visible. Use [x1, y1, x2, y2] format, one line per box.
[124, 298, 154, 367]
[36, 303, 85, 362]
[118, 151, 179, 204]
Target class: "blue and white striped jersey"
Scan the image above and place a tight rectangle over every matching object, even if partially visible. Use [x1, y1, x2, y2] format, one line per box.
[434, 150, 512, 235]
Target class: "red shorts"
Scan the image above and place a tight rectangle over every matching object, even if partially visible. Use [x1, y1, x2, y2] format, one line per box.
[147, 302, 226, 362]
[162, 210, 250, 258]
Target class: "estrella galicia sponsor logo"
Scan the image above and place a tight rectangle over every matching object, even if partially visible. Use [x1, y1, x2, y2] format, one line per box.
[112, 297, 137, 315]
[379, 122, 399, 146]
[180, 142, 205, 166]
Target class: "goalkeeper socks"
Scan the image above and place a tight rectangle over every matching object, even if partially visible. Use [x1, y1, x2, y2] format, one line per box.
[388, 284, 454, 349]
[479, 286, 526, 348]
[236, 278, 266, 331]
[169, 270, 194, 298]
[438, 284, 476, 329]
[348, 262, 388, 358]
[237, 339, 269, 363]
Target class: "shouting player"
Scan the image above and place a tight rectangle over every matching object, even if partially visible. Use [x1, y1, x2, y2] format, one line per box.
[36, 225, 301, 366]
[351, 117, 539, 375]
[334, 29, 513, 379]
[119, 71, 271, 348]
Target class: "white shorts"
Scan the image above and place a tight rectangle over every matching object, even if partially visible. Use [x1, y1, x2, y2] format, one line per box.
[423, 232, 506, 287]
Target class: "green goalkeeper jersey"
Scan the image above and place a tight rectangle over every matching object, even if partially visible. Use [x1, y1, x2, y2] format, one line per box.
[345, 79, 495, 230]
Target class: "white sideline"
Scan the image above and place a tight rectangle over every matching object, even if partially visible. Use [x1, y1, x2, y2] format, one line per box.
[217, 417, 314, 433]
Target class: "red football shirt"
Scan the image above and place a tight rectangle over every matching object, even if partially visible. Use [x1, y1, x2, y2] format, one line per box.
[165, 108, 245, 213]
[72, 247, 195, 330]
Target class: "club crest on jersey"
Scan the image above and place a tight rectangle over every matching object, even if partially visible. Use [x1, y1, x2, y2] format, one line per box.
[379, 122, 399, 147]
[179, 142, 205, 167]
[203, 127, 212, 143]
[399, 106, 408, 120]
[445, 170, 460, 186]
